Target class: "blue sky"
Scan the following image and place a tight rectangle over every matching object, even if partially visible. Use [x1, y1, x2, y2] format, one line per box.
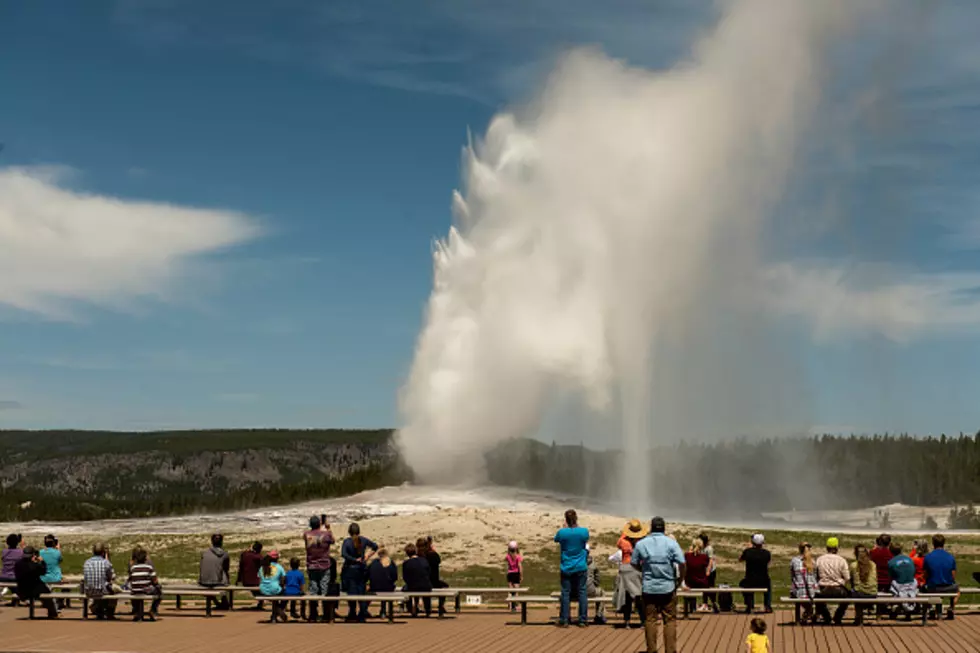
[1, 0, 978, 437]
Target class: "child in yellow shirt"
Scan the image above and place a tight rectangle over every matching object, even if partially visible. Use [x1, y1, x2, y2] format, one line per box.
[746, 617, 770, 653]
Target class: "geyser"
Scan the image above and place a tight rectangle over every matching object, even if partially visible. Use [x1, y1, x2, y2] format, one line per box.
[397, 0, 885, 506]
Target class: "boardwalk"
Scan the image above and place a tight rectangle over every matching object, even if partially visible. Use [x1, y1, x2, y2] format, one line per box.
[1, 605, 978, 652]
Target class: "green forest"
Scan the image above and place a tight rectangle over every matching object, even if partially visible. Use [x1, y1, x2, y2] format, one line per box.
[485, 432, 980, 519]
[2, 429, 979, 521]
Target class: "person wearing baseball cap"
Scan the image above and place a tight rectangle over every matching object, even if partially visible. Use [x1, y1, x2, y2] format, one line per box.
[739, 533, 772, 613]
[814, 536, 851, 624]
[631, 517, 685, 653]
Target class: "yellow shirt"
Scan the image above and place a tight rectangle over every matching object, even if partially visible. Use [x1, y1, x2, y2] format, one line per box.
[746, 633, 769, 653]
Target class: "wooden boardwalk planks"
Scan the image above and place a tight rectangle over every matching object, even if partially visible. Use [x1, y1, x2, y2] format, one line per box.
[0, 604, 977, 652]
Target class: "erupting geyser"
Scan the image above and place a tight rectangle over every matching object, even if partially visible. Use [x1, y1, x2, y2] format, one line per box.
[397, 0, 887, 507]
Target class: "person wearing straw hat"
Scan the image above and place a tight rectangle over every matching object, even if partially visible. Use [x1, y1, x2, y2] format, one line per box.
[613, 518, 648, 628]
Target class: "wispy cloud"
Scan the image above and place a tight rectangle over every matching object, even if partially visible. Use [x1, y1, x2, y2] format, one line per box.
[765, 262, 980, 343]
[0, 166, 260, 319]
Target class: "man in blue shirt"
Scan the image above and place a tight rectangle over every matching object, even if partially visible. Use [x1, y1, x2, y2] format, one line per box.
[922, 533, 959, 620]
[632, 517, 686, 653]
[553, 508, 589, 627]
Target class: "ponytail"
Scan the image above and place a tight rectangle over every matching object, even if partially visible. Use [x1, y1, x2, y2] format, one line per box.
[261, 555, 272, 577]
[349, 523, 363, 556]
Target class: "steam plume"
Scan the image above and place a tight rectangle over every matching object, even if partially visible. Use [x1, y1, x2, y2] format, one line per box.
[397, 0, 883, 505]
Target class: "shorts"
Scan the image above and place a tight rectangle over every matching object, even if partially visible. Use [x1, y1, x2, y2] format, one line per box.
[507, 572, 521, 584]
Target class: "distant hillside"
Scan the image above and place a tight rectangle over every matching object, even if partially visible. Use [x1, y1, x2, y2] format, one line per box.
[0, 429, 407, 521]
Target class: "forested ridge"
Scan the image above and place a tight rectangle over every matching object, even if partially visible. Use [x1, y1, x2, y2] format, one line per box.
[0, 429, 407, 521]
[1, 429, 978, 522]
[485, 432, 980, 518]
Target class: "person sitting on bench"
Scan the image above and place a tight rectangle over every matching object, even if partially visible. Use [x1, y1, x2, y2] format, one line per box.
[922, 534, 959, 621]
[814, 537, 850, 625]
[887, 542, 919, 619]
[83, 542, 117, 620]
[128, 547, 162, 620]
[15, 546, 57, 618]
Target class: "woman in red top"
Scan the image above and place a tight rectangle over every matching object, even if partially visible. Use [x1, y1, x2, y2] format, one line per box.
[683, 538, 711, 615]
[910, 540, 928, 588]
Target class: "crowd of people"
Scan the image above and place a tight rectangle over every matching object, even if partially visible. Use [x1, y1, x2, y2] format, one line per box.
[1, 512, 976, 653]
[0, 515, 450, 623]
[553, 513, 974, 653]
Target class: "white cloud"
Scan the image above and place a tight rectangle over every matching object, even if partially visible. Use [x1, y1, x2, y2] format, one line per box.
[0, 166, 259, 318]
[765, 262, 980, 342]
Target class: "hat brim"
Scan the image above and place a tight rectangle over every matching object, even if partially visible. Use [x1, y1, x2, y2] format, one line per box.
[622, 523, 650, 538]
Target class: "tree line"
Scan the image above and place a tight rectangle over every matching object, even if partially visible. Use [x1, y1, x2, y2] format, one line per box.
[484, 432, 980, 516]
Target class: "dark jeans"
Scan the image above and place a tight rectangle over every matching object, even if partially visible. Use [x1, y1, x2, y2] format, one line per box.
[851, 590, 876, 624]
[815, 586, 850, 623]
[703, 570, 718, 609]
[341, 569, 369, 620]
[740, 578, 771, 611]
[91, 597, 117, 620]
[623, 594, 644, 624]
[559, 570, 588, 625]
[642, 592, 677, 653]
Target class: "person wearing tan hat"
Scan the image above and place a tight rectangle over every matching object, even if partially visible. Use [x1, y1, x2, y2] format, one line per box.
[613, 518, 648, 628]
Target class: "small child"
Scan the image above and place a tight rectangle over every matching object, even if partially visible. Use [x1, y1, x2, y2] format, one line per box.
[745, 617, 769, 653]
[505, 541, 523, 613]
[284, 557, 306, 620]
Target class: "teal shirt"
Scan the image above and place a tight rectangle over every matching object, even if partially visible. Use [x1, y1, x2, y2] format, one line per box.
[632, 533, 685, 595]
[888, 554, 916, 585]
[554, 527, 590, 574]
[39, 548, 62, 583]
[258, 562, 286, 596]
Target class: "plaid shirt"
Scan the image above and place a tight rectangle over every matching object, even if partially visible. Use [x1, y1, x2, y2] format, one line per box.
[82, 555, 115, 597]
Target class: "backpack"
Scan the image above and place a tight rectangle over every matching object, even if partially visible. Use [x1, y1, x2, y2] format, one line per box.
[717, 586, 734, 612]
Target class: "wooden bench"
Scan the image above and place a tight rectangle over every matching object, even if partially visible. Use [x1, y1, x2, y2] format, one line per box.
[451, 587, 529, 613]
[261, 595, 399, 623]
[513, 595, 613, 625]
[27, 590, 224, 620]
[780, 595, 942, 626]
[676, 587, 770, 618]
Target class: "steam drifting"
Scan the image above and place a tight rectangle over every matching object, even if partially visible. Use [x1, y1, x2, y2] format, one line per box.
[398, 0, 883, 504]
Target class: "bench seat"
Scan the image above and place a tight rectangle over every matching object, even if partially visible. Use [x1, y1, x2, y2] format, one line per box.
[780, 595, 942, 625]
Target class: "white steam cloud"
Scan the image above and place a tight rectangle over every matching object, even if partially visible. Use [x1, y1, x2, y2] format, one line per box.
[397, 0, 885, 504]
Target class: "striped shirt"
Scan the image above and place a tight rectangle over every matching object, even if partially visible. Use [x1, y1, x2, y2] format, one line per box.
[82, 556, 115, 597]
[129, 563, 158, 594]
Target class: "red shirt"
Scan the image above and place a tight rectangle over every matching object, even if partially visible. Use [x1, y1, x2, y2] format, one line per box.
[869, 546, 894, 587]
[684, 552, 710, 588]
[910, 554, 925, 586]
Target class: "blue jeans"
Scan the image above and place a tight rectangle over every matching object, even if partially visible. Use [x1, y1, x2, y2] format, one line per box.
[560, 570, 588, 624]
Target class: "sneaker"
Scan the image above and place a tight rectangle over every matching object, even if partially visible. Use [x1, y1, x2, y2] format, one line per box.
[557, 621, 569, 628]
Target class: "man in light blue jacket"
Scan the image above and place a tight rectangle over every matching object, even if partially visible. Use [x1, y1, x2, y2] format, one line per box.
[632, 517, 686, 653]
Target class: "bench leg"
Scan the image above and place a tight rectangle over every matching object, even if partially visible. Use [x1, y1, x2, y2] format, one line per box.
[455, 593, 461, 614]
[327, 601, 335, 623]
[922, 604, 928, 626]
[176, 595, 182, 610]
[795, 603, 800, 624]
[521, 602, 527, 625]
[269, 602, 277, 623]
[83, 598, 89, 620]
[683, 598, 689, 620]
[388, 600, 395, 623]
[29, 598, 35, 620]
[228, 591, 234, 611]
[206, 596, 212, 618]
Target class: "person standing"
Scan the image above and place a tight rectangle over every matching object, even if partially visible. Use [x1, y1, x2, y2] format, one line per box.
[698, 532, 718, 613]
[14, 546, 58, 618]
[303, 516, 334, 622]
[739, 534, 772, 613]
[922, 534, 959, 620]
[814, 537, 850, 625]
[585, 544, 606, 624]
[82, 543, 116, 620]
[683, 538, 710, 616]
[554, 509, 590, 627]
[613, 519, 647, 627]
[632, 516, 686, 653]
[340, 523, 378, 622]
